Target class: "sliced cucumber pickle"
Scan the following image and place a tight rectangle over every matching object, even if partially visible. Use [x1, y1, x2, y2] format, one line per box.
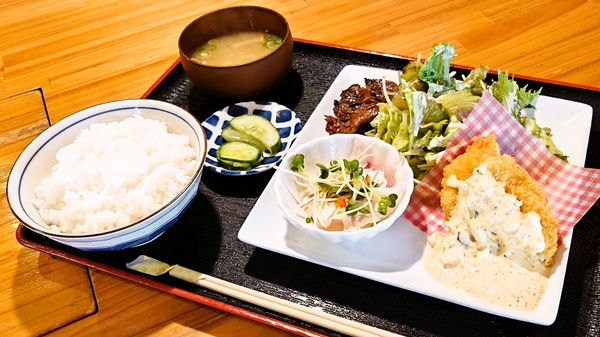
[221, 126, 268, 152]
[229, 115, 282, 154]
[216, 141, 263, 170]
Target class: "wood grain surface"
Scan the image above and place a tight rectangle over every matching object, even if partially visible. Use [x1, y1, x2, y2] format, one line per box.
[1, 0, 599, 336]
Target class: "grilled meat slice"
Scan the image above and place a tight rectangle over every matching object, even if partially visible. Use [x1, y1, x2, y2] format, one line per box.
[325, 78, 399, 135]
[365, 78, 399, 102]
[326, 103, 379, 134]
[337, 83, 375, 108]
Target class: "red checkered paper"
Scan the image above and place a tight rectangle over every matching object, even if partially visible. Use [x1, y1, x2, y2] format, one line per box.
[404, 91, 600, 241]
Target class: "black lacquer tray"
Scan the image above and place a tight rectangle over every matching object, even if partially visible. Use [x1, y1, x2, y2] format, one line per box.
[17, 40, 600, 337]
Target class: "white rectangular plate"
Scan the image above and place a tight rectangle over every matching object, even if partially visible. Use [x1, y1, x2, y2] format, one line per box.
[238, 65, 594, 325]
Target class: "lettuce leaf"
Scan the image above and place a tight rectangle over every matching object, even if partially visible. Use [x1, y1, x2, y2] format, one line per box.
[435, 90, 480, 121]
[428, 115, 462, 149]
[457, 65, 490, 96]
[391, 110, 411, 152]
[418, 42, 456, 95]
[490, 69, 518, 117]
[516, 84, 542, 109]
[519, 116, 568, 161]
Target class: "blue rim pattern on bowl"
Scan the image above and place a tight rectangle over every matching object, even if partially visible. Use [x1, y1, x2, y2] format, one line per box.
[6, 99, 207, 251]
[17, 106, 204, 235]
[201, 101, 303, 176]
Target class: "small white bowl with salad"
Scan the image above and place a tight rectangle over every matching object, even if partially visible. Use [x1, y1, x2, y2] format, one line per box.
[274, 134, 414, 243]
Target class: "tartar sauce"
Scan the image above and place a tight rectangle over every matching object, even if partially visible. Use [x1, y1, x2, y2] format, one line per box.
[425, 163, 549, 310]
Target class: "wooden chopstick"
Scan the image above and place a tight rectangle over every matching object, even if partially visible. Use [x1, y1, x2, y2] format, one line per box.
[196, 273, 402, 337]
[126, 256, 402, 337]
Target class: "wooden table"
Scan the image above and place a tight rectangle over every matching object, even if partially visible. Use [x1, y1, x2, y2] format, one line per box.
[1, 1, 599, 336]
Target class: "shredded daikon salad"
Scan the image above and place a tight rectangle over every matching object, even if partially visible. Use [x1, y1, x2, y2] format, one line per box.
[280, 145, 399, 232]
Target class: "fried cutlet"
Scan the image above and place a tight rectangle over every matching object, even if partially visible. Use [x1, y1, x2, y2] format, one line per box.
[440, 133, 558, 266]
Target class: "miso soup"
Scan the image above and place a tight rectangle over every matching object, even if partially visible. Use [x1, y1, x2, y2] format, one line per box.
[191, 31, 283, 67]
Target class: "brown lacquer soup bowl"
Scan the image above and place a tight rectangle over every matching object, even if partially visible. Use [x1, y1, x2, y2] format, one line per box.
[178, 6, 293, 98]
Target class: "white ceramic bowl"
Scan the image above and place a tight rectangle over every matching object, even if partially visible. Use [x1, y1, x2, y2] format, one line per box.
[274, 134, 414, 243]
[6, 99, 207, 251]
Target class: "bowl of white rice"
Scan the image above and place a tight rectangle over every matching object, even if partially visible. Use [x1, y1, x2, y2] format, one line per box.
[7, 99, 207, 251]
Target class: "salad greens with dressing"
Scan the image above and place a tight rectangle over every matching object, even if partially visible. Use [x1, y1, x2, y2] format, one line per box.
[365, 42, 567, 180]
[288, 153, 398, 230]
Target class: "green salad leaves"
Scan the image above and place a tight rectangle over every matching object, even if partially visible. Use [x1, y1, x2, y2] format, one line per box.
[288, 153, 399, 227]
[365, 42, 567, 180]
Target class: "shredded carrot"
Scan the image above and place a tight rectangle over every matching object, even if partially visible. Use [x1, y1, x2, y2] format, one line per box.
[334, 196, 346, 208]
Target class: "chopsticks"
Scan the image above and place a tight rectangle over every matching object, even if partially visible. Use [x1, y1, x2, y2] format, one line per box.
[127, 256, 403, 337]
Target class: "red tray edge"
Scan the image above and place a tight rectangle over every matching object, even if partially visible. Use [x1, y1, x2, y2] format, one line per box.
[15, 225, 326, 337]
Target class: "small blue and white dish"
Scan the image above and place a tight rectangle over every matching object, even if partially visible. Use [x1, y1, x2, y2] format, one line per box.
[201, 101, 303, 176]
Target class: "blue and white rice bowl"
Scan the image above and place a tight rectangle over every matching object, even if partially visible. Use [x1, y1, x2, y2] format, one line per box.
[201, 101, 302, 176]
[7, 99, 207, 251]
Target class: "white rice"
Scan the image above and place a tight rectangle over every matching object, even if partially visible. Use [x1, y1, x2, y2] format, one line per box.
[31, 115, 197, 234]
